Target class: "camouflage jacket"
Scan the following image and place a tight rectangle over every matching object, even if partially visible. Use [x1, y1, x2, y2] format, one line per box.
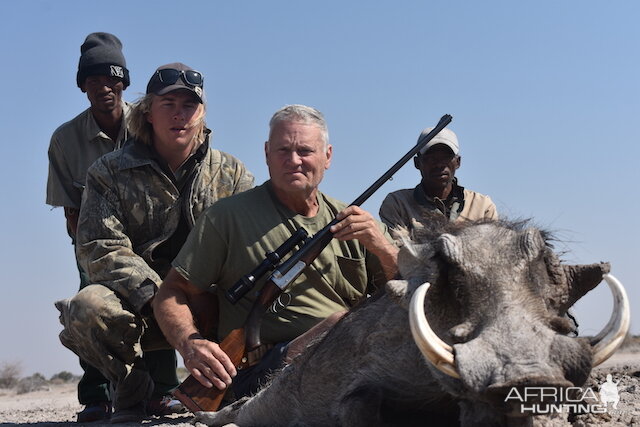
[76, 136, 254, 314]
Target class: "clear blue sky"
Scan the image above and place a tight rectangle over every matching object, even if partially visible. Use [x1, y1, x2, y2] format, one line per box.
[1, 1, 637, 377]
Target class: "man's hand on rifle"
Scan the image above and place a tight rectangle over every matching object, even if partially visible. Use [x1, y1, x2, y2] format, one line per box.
[154, 268, 237, 390]
[330, 206, 399, 279]
[181, 333, 236, 390]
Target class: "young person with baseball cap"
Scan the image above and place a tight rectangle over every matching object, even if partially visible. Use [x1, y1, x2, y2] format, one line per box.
[55, 62, 254, 423]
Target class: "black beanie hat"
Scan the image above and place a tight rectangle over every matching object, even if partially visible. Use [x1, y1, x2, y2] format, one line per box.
[76, 32, 130, 89]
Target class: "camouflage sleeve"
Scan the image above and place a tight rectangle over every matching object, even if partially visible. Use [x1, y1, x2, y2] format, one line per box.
[46, 133, 80, 209]
[229, 155, 255, 194]
[76, 158, 161, 314]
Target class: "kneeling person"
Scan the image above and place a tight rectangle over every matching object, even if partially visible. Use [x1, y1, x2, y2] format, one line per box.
[55, 63, 254, 423]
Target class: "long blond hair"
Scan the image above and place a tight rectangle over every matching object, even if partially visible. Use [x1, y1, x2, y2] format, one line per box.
[128, 93, 207, 145]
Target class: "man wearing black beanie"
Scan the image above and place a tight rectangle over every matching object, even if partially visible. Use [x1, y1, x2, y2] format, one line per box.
[76, 32, 130, 90]
[47, 32, 183, 422]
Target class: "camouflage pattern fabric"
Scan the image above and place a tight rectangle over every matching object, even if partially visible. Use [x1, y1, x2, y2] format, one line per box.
[55, 136, 253, 409]
[75, 137, 254, 314]
[55, 285, 154, 411]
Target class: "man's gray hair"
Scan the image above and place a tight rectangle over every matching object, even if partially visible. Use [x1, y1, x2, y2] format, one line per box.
[269, 104, 329, 148]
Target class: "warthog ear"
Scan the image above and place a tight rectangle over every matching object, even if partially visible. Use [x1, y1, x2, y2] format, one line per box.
[438, 234, 462, 265]
[520, 228, 545, 261]
[564, 262, 611, 308]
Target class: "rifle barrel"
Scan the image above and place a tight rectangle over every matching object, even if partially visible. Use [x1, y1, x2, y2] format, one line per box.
[351, 114, 452, 207]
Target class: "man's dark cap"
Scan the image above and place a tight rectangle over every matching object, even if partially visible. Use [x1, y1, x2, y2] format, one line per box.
[146, 62, 204, 103]
[76, 32, 130, 89]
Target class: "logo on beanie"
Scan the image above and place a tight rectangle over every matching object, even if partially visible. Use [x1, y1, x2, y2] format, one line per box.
[195, 86, 203, 98]
[110, 65, 125, 78]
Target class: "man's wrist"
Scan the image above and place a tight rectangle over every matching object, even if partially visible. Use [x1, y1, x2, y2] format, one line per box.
[178, 331, 206, 358]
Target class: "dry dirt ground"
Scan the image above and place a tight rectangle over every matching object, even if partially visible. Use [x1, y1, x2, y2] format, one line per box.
[1, 350, 638, 426]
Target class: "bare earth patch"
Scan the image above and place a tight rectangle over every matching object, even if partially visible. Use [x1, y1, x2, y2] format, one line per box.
[1, 349, 638, 426]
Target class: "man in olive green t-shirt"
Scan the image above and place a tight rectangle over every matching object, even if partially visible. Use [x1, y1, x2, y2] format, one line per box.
[154, 104, 399, 399]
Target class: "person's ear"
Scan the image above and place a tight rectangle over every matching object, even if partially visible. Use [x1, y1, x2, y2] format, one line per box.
[324, 144, 333, 170]
[454, 155, 461, 170]
[413, 156, 420, 169]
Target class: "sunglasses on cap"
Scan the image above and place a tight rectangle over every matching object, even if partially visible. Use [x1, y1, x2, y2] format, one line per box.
[156, 68, 204, 88]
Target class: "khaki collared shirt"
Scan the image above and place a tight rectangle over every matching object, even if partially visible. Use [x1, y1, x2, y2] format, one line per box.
[46, 102, 131, 209]
[379, 181, 498, 233]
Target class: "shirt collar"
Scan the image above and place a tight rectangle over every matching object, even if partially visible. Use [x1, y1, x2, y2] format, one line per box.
[86, 101, 131, 145]
[414, 178, 466, 220]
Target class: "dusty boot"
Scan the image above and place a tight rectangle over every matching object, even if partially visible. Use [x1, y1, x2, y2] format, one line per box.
[110, 401, 146, 424]
[77, 401, 111, 422]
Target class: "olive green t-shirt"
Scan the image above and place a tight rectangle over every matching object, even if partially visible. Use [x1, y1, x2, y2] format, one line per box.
[173, 181, 390, 343]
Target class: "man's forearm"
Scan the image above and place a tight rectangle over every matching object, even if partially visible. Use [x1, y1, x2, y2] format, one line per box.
[153, 268, 209, 357]
[154, 287, 200, 356]
[372, 242, 399, 280]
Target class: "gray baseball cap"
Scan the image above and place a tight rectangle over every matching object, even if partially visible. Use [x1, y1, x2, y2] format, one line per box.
[417, 127, 459, 155]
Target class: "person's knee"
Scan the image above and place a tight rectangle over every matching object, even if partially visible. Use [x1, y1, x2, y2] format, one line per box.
[57, 285, 113, 343]
[59, 284, 144, 362]
[71, 284, 116, 318]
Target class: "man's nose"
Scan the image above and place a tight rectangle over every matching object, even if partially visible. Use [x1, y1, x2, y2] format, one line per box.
[97, 83, 112, 93]
[173, 108, 187, 120]
[287, 151, 302, 165]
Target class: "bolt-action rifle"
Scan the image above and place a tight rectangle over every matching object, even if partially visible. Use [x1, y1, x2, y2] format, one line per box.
[173, 114, 453, 412]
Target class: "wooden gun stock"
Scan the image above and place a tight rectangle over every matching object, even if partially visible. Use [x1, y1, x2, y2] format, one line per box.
[172, 328, 246, 412]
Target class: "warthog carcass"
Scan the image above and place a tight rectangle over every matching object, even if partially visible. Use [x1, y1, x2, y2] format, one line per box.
[197, 220, 630, 427]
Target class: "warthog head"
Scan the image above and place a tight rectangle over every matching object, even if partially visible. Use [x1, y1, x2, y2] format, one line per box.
[194, 219, 629, 427]
[392, 219, 629, 421]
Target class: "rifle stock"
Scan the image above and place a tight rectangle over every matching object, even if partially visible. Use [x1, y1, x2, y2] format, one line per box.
[173, 114, 453, 413]
[173, 328, 246, 412]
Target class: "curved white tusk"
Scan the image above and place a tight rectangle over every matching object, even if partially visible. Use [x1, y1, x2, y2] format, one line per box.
[409, 282, 460, 378]
[591, 274, 631, 366]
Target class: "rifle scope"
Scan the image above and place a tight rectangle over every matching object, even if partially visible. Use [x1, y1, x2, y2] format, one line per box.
[225, 227, 309, 304]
